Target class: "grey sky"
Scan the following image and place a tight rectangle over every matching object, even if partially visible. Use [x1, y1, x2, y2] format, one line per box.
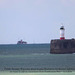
[0, 0, 75, 44]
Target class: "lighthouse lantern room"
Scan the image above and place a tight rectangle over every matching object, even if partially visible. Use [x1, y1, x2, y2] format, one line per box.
[60, 25, 65, 40]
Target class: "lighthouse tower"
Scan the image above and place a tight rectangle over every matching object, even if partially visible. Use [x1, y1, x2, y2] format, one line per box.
[60, 25, 65, 40]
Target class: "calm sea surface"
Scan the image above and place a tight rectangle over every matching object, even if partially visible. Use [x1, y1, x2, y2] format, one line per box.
[0, 44, 75, 75]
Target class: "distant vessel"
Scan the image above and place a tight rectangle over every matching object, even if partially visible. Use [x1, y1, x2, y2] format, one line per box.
[17, 40, 27, 44]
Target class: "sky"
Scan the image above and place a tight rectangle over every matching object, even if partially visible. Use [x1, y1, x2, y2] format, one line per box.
[0, 0, 75, 44]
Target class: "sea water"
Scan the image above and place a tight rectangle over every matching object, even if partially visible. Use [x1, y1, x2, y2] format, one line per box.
[0, 44, 75, 75]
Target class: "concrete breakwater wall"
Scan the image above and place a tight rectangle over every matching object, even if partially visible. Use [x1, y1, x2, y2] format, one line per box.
[50, 39, 75, 54]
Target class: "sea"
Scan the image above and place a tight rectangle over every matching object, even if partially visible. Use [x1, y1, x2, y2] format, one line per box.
[0, 44, 75, 75]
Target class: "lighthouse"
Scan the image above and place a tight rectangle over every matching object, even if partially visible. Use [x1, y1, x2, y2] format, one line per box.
[60, 25, 65, 40]
[50, 25, 75, 54]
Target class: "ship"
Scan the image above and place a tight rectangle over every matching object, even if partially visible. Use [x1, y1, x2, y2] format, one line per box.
[17, 40, 27, 44]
